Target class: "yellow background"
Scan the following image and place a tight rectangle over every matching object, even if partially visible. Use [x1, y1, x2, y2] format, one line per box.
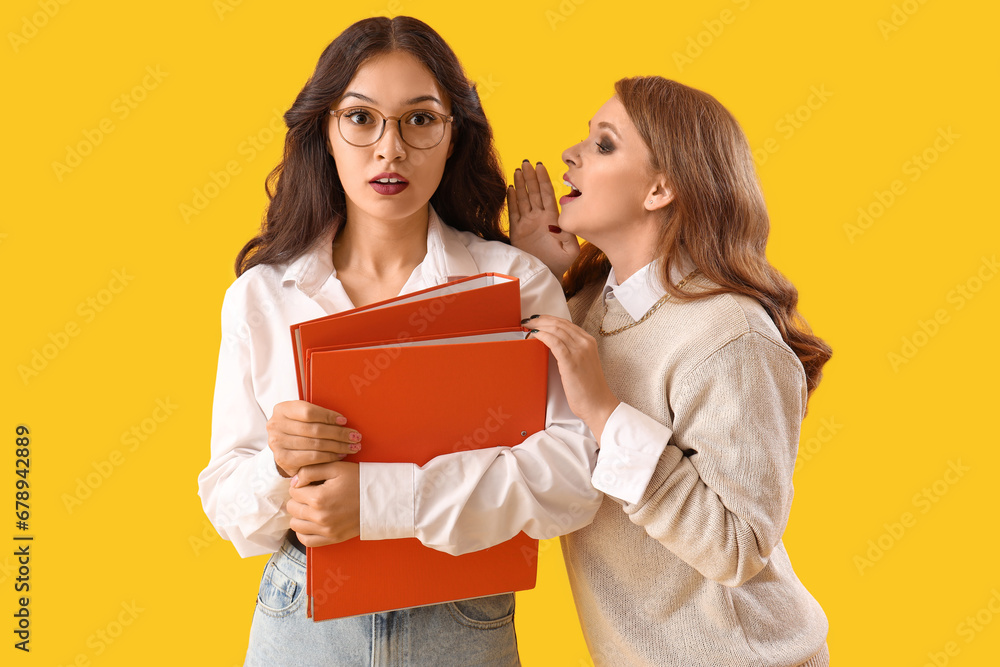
[3, 0, 998, 664]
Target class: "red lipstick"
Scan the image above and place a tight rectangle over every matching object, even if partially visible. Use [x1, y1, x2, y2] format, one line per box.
[370, 172, 409, 196]
[559, 173, 582, 206]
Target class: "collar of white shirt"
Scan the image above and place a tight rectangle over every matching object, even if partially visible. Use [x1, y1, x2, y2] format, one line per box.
[279, 205, 481, 298]
[601, 254, 697, 321]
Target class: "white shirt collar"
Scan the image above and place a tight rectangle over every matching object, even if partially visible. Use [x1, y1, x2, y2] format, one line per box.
[280, 205, 480, 297]
[408, 206, 481, 286]
[601, 254, 697, 321]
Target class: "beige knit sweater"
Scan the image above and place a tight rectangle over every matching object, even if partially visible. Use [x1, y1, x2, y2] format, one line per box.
[561, 277, 829, 667]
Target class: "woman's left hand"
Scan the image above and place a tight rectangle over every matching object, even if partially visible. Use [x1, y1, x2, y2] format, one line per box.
[287, 461, 361, 547]
[524, 314, 619, 441]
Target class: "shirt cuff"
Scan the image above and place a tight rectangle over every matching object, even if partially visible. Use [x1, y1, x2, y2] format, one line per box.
[253, 446, 293, 505]
[359, 462, 416, 541]
[592, 402, 672, 504]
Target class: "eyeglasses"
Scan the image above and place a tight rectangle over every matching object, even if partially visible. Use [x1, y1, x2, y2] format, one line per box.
[329, 106, 454, 149]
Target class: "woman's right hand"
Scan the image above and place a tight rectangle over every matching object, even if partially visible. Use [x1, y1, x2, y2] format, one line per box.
[266, 400, 362, 478]
[508, 160, 580, 279]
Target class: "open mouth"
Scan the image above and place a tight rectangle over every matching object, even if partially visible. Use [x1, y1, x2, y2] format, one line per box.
[370, 174, 409, 196]
[559, 178, 582, 206]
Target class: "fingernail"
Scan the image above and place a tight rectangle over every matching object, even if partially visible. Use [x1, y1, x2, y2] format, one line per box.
[536, 161, 543, 166]
[350, 444, 362, 452]
[548, 225, 562, 233]
[350, 432, 362, 442]
[520, 317, 530, 324]
[522, 158, 530, 163]
[290, 475, 298, 487]
[530, 329, 540, 334]
[527, 314, 540, 320]
[336, 416, 347, 425]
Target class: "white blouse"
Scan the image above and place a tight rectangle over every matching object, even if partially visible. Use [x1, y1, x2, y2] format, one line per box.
[198, 209, 617, 558]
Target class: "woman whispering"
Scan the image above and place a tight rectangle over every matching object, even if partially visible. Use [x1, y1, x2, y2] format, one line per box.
[511, 76, 832, 666]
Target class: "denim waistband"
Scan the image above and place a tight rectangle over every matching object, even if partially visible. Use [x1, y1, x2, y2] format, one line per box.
[277, 536, 307, 570]
[286, 530, 306, 555]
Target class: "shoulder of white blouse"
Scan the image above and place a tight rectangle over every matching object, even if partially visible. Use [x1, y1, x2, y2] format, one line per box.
[447, 225, 552, 285]
[222, 262, 287, 311]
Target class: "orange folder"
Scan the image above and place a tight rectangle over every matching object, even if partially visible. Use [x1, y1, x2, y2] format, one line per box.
[291, 273, 522, 399]
[289, 274, 546, 621]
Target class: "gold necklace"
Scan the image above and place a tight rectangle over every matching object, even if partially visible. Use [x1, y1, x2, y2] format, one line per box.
[598, 269, 700, 336]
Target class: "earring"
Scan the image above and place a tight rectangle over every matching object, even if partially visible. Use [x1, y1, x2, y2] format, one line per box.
[648, 199, 653, 204]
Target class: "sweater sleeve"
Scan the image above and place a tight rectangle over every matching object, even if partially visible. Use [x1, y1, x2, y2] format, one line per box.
[621, 331, 807, 587]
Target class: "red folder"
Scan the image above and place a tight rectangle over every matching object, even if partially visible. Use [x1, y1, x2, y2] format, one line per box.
[289, 274, 545, 621]
[291, 273, 522, 399]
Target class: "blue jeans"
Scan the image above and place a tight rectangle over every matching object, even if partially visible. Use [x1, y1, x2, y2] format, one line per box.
[245, 539, 520, 666]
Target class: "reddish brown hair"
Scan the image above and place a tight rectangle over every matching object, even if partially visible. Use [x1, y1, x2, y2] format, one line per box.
[565, 77, 831, 395]
[235, 16, 508, 276]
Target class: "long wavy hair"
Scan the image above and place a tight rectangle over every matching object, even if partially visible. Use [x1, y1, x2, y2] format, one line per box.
[235, 16, 508, 276]
[565, 77, 832, 395]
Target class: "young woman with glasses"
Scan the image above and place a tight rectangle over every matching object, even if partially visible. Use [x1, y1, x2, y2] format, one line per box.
[510, 78, 832, 666]
[197, 16, 604, 665]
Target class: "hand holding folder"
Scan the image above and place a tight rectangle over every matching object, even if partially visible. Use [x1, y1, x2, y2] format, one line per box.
[267, 400, 360, 479]
[289, 273, 547, 621]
